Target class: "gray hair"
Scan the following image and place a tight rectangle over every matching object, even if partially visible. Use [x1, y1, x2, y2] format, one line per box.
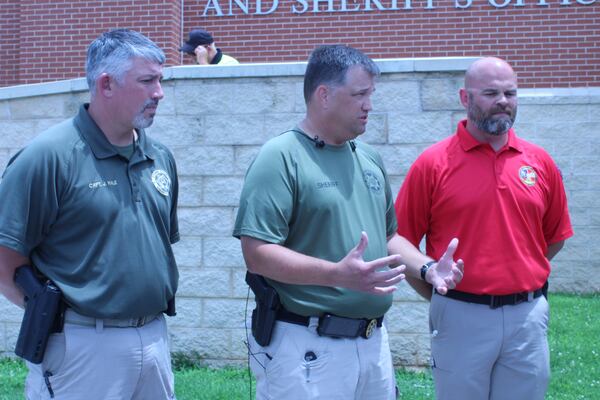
[86, 29, 165, 97]
[303, 45, 380, 104]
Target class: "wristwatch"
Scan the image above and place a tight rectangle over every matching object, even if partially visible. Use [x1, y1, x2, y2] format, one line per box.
[420, 260, 436, 281]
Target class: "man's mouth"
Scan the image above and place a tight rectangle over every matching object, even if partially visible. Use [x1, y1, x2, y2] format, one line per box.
[491, 112, 511, 120]
[143, 101, 159, 112]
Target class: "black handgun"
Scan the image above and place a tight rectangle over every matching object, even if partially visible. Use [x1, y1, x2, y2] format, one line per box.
[245, 272, 280, 347]
[14, 265, 63, 364]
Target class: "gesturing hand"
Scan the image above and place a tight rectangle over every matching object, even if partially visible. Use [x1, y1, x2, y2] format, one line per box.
[335, 232, 405, 295]
[426, 238, 464, 295]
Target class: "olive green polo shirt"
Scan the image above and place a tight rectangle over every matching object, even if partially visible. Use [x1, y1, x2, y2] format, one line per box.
[0, 104, 179, 318]
[233, 129, 397, 319]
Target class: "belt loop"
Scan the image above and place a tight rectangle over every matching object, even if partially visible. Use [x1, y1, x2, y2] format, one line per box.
[308, 317, 319, 330]
[527, 291, 534, 302]
[95, 318, 103, 333]
[490, 296, 500, 309]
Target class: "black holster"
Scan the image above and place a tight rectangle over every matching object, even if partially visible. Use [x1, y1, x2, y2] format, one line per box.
[164, 297, 176, 316]
[14, 265, 65, 364]
[245, 272, 280, 347]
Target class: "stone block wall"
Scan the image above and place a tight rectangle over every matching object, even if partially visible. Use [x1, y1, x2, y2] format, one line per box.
[0, 59, 598, 367]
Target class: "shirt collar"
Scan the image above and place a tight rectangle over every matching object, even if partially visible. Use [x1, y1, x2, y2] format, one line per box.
[456, 119, 522, 153]
[74, 104, 157, 160]
[210, 48, 223, 64]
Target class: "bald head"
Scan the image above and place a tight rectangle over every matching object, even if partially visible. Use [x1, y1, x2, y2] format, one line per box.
[460, 57, 518, 140]
[465, 57, 517, 90]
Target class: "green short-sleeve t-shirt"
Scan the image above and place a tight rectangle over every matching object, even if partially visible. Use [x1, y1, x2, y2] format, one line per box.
[233, 129, 397, 318]
[0, 105, 179, 318]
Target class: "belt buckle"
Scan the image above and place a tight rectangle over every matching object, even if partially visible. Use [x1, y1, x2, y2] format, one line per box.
[363, 319, 378, 339]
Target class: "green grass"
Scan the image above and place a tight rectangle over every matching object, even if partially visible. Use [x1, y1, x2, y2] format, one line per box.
[1, 294, 597, 399]
[546, 294, 600, 400]
[175, 367, 254, 400]
[0, 358, 26, 400]
[395, 369, 434, 399]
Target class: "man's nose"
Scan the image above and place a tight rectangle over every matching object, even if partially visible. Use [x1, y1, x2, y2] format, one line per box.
[152, 82, 164, 101]
[496, 93, 509, 106]
[363, 95, 373, 111]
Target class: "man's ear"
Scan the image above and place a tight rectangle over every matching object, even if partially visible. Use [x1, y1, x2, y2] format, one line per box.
[97, 73, 114, 98]
[458, 88, 469, 108]
[315, 84, 330, 109]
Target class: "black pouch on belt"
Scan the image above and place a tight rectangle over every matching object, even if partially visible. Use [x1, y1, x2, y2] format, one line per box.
[317, 314, 364, 338]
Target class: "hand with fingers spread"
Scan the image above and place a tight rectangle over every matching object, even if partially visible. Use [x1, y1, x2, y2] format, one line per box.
[335, 231, 406, 295]
[424, 238, 464, 295]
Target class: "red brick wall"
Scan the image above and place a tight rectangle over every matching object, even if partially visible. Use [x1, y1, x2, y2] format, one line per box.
[1, 0, 181, 87]
[184, 0, 600, 88]
[1, 0, 598, 88]
[0, 0, 21, 86]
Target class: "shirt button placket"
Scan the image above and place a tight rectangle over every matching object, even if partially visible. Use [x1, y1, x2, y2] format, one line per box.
[129, 167, 141, 202]
[495, 153, 507, 190]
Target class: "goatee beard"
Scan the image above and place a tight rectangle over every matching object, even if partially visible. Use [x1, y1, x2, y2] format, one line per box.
[477, 117, 513, 136]
[132, 100, 159, 129]
[133, 114, 153, 129]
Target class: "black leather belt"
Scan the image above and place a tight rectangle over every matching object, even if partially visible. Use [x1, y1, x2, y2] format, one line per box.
[277, 308, 384, 339]
[437, 282, 548, 309]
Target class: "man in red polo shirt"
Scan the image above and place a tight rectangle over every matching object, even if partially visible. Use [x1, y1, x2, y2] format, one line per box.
[394, 57, 573, 400]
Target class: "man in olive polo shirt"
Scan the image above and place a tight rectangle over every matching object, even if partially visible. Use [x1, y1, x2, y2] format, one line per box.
[234, 45, 464, 400]
[0, 29, 179, 399]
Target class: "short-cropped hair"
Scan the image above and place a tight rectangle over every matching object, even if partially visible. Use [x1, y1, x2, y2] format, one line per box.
[86, 29, 165, 97]
[303, 45, 379, 104]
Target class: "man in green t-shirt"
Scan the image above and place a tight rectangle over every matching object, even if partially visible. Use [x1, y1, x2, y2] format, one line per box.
[0, 30, 179, 399]
[234, 45, 464, 400]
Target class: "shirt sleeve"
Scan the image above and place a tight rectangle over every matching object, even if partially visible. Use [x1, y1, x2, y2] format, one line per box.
[394, 153, 434, 247]
[542, 157, 573, 244]
[168, 151, 180, 244]
[0, 142, 62, 255]
[380, 156, 398, 238]
[233, 141, 295, 244]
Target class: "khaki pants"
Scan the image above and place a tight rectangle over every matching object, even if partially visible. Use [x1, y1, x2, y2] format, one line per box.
[25, 313, 175, 400]
[430, 293, 550, 400]
[248, 318, 397, 400]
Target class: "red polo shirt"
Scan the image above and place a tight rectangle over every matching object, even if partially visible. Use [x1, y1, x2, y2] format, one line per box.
[395, 120, 573, 295]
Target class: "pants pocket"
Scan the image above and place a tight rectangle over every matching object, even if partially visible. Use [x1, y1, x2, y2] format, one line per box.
[429, 296, 453, 373]
[42, 331, 67, 375]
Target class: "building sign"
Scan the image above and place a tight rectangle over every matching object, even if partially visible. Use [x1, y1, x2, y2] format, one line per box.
[201, 0, 595, 16]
